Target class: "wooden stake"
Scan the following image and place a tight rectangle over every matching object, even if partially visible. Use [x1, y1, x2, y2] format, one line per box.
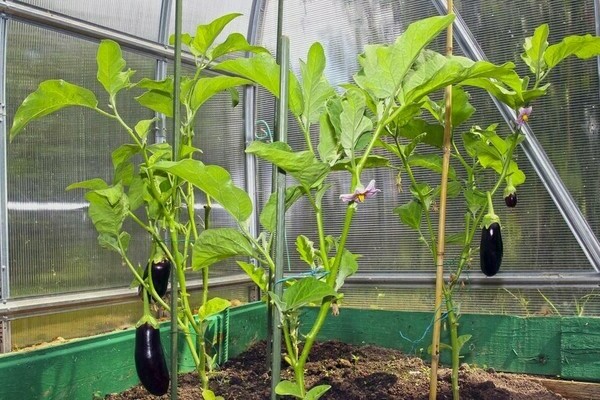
[429, 1, 454, 399]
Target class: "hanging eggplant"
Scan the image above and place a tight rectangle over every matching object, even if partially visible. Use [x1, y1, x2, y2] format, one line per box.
[138, 258, 172, 302]
[135, 322, 170, 396]
[480, 192, 503, 277]
[480, 222, 503, 276]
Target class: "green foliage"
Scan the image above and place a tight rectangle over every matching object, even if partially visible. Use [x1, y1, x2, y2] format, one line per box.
[246, 141, 330, 189]
[197, 297, 231, 322]
[300, 43, 336, 125]
[96, 39, 135, 97]
[395, 201, 423, 231]
[152, 160, 253, 224]
[273, 277, 337, 313]
[192, 228, 255, 270]
[237, 261, 268, 292]
[340, 89, 373, 157]
[10, 80, 98, 140]
[259, 185, 304, 232]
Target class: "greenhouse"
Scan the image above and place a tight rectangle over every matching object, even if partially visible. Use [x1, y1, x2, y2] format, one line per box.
[0, 0, 599, 399]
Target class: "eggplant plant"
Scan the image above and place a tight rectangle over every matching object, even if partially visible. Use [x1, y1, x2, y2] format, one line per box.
[387, 24, 600, 399]
[9, 13, 267, 399]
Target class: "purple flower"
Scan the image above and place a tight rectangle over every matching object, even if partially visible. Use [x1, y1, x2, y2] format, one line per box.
[339, 180, 381, 203]
[516, 106, 532, 127]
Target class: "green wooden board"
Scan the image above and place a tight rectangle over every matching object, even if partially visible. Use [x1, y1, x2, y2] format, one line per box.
[560, 317, 600, 381]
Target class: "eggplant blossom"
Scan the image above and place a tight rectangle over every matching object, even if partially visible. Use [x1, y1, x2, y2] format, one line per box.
[516, 106, 532, 127]
[340, 180, 381, 203]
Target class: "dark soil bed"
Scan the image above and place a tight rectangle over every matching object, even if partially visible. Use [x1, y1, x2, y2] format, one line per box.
[106, 341, 564, 400]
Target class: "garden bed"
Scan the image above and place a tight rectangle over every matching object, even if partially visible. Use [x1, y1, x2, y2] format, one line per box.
[106, 340, 565, 400]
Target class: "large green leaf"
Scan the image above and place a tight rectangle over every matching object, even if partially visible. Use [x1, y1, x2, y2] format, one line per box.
[96, 39, 135, 96]
[317, 112, 341, 165]
[190, 75, 251, 113]
[282, 277, 337, 311]
[246, 141, 330, 189]
[111, 144, 140, 169]
[237, 261, 268, 291]
[521, 24, 549, 75]
[214, 53, 303, 116]
[198, 297, 231, 321]
[408, 154, 456, 180]
[153, 159, 252, 223]
[85, 185, 129, 236]
[397, 119, 444, 148]
[260, 185, 304, 232]
[353, 15, 454, 99]
[544, 34, 600, 69]
[192, 13, 242, 56]
[66, 178, 108, 191]
[335, 249, 360, 291]
[210, 32, 268, 60]
[340, 89, 373, 157]
[136, 90, 172, 117]
[394, 200, 423, 231]
[192, 228, 254, 270]
[300, 42, 335, 125]
[10, 80, 98, 140]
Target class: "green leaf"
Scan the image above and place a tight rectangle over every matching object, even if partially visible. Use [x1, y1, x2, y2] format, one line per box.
[66, 178, 109, 191]
[153, 159, 252, 223]
[134, 119, 156, 141]
[521, 24, 549, 75]
[192, 13, 242, 56]
[136, 90, 172, 117]
[318, 112, 341, 165]
[300, 42, 335, 125]
[190, 75, 251, 113]
[237, 261, 268, 292]
[296, 235, 316, 266]
[464, 189, 486, 216]
[275, 380, 303, 398]
[398, 119, 444, 148]
[127, 173, 146, 212]
[335, 249, 360, 291]
[394, 200, 422, 230]
[304, 385, 332, 400]
[214, 53, 303, 116]
[210, 32, 268, 60]
[111, 144, 140, 169]
[451, 87, 475, 127]
[282, 277, 337, 311]
[96, 39, 135, 96]
[114, 160, 135, 186]
[10, 80, 98, 140]
[544, 34, 600, 69]
[85, 185, 129, 236]
[201, 389, 225, 400]
[260, 185, 304, 232]
[408, 154, 456, 180]
[246, 141, 330, 189]
[192, 228, 255, 270]
[198, 297, 231, 321]
[340, 89, 373, 157]
[353, 15, 454, 99]
[332, 155, 390, 171]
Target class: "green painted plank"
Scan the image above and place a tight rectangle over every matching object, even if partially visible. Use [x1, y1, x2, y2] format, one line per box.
[561, 317, 600, 381]
[301, 308, 563, 377]
[0, 302, 267, 400]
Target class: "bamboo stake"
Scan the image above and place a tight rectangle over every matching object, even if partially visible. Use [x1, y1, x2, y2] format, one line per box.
[429, 1, 454, 399]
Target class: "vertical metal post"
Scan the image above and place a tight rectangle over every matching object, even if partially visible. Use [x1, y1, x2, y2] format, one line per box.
[155, 0, 172, 144]
[0, 13, 11, 354]
[432, 0, 600, 272]
[270, 35, 289, 400]
[170, 0, 182, 398]
[244, 0, 266, 302]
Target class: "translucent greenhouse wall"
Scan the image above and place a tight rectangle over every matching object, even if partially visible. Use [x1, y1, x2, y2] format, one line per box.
[0, 0, 599, 354]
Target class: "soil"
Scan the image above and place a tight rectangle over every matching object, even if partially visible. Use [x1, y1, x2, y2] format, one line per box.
[105, 340, 565, 400]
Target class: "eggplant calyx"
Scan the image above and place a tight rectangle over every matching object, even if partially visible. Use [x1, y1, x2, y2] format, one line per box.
[136, 313, 159, 329]
[481, 212, 501, 230]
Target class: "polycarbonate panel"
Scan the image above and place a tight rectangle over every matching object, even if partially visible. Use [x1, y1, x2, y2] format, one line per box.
[453, 0, 600, 239]
[255, 0, 598, 278]
[173, 0, 252, 44]
[6, 22, 156, 297]
[19, 0, 163, 40]
[341, 286, 600, 318]
[10, 284, 253, 349]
